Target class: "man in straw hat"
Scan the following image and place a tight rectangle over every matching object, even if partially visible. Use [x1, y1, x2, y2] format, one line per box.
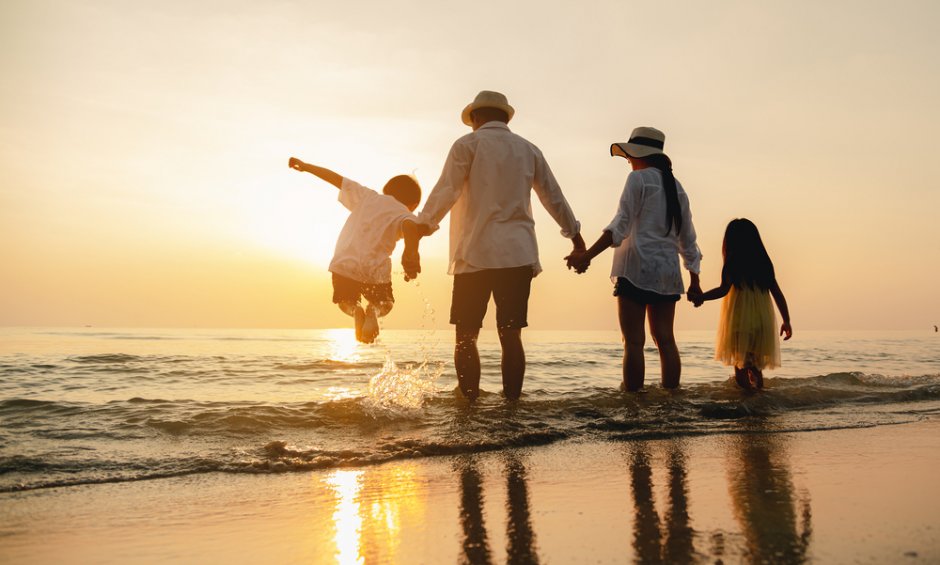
[402, 90, 585, 402]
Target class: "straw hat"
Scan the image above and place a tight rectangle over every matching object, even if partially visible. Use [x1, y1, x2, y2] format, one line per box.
[610, 126, 666, 159]
[461, 90, 515, 126]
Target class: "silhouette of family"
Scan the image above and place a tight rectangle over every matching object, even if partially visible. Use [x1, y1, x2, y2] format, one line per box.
[290, 90, 792, 400]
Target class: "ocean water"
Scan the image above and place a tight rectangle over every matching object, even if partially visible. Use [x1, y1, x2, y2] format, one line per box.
[1, 327, 938, 493]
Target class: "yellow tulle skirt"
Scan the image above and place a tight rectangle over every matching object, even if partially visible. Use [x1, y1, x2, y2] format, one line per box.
[715, 285, 780, 370]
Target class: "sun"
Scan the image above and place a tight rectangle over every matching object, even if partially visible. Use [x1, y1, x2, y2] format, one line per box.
[242, 185, 345, 267]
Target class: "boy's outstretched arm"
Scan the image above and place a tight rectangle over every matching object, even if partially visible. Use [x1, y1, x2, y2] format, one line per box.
[401, 219, 430, 281]
[770, 280, 792, 340]
[288, 157, 343, 189]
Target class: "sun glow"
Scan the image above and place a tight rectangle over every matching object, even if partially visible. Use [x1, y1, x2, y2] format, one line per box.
[242, 187, 344, 267]
[325, 329, 361, 363]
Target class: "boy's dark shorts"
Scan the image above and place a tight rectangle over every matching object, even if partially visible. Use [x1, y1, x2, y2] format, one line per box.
[450, 266, 534, 329]
[332, 273, 394, 305]
[613, 277, 680, 305]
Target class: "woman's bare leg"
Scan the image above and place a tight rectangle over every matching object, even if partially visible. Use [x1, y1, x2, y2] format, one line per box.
[618, 296, 648, 391]
[648, 301, 681, 389]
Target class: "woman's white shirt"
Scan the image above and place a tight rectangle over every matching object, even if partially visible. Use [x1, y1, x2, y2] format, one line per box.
[605, 168, 702, 295]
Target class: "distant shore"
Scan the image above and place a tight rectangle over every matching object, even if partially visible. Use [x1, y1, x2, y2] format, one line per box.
[2, 416, 937, 563]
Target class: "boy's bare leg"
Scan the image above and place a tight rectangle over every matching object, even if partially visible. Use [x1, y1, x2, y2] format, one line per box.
[455, 326, 481, 402]
[361, 301, 392, 344]
[337, 301, 366, 342]
[497, 327, 525, 401]
[370, 301, 393, 318]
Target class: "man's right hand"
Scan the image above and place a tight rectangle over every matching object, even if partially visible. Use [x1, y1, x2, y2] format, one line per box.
[288, 157, 304, 171]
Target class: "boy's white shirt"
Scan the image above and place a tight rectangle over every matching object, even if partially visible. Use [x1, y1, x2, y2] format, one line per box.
[329, 178, 416, 284]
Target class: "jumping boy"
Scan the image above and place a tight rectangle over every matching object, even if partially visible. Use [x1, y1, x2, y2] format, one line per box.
[289, 157, 423, 343]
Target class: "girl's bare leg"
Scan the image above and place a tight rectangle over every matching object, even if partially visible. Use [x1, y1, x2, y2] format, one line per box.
[744, 354, 764, 389]
[647, 301, 681, 389]
[618, 296, 647, 391]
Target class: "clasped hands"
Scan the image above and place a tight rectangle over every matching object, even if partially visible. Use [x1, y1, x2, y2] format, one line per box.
[565, 249, 590, 274]
[402, 248, 420, 282]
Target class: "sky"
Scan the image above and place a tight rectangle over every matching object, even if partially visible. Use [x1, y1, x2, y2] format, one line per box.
[1, 0, 938, 331]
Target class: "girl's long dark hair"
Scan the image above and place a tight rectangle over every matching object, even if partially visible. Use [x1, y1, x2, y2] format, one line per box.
[642, 154, 682, 235]
[722, 218, 775, 290]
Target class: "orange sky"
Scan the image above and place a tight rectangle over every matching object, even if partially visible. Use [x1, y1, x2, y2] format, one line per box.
[2, 1, 938, 330]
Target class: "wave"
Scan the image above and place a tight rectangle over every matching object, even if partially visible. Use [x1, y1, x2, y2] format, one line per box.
[2, 372, 938, 492]
[3, 372, 938, 431]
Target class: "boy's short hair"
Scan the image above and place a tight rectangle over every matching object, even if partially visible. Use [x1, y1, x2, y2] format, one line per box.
[383, 175, 421, 208]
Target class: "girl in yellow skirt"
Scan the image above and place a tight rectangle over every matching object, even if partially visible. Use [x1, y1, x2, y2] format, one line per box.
[690, 219, 792, 390]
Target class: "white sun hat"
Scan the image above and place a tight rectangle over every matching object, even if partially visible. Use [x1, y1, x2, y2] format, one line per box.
[610, 126, 666, 159]
[461, 90, 515, 126]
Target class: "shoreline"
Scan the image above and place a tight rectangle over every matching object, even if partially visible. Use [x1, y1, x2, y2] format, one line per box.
[2, 417, 938, 563]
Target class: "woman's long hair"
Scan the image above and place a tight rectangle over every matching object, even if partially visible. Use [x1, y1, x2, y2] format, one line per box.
[641, 154, 682, 235]
[722, 218, 775, 290]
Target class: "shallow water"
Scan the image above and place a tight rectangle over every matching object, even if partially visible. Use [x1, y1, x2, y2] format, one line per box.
[1, 327, 938, 491]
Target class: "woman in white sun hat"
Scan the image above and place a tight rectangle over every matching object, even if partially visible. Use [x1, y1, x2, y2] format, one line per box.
[567, 127, 702, 392]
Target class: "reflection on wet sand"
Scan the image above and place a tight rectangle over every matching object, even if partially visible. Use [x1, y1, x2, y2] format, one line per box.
[457, 452, 540, 564]
[624, 433, 812, 563]
[726, 433, 812, 564]
[627, 441, 695, 564]
[318, 432, 813, 564]
[458, 458, 492, 565]
[324, 464, 427, 564]
[504, 454, 540, 564]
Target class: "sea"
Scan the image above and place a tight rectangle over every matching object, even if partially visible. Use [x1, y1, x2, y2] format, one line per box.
[1, 326, 938, 493]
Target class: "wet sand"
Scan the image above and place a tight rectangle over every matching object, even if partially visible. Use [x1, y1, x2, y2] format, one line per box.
[2, 417, 938, 563]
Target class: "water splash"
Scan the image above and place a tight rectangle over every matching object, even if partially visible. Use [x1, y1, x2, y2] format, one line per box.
[364, 355, 444, 418]
[361, 274, 446, 418]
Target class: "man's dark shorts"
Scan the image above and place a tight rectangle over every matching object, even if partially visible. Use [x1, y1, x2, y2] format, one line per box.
[613, 277, 680, 305]
[450, 266, 534, 329]
[332, 273, 394, 305]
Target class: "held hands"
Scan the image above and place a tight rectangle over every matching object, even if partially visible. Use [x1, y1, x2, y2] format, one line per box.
[780, 321, 793, 341]
[565, 250, 590, 274]
[565, 235, 590, 274]
[402, 248, 421, 282]
[687, 287, 704, 307]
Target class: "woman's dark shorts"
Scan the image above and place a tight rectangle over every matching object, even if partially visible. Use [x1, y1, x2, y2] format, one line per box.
[451, 266, 534, 329]
[613, 277, 680, 304]
[332, 273, 394, 306]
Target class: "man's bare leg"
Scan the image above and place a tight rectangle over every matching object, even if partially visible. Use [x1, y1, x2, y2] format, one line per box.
[498, 327, 525, 401]
[455, 326, 481, 401]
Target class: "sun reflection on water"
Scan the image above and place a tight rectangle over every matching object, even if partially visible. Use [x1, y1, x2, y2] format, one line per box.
[325, 328, 361, 363]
